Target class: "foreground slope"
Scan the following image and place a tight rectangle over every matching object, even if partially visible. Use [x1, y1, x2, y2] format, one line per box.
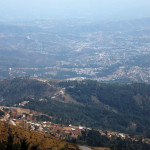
[0, 121, 79, 150]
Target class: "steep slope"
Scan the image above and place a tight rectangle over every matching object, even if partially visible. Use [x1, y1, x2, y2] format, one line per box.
[0, 121, 79, 150]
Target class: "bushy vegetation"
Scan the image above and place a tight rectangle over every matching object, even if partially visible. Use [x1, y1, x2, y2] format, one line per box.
[71, 130, 150, 150]
[0, 110, 5, 116]
[0, 77, 54, 105]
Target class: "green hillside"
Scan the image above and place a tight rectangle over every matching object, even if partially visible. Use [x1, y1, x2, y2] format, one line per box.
[0, 78, 150, 137]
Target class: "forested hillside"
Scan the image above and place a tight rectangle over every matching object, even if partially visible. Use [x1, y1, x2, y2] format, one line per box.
[0, 78, 150, 137]
[0, 78, 55, 105]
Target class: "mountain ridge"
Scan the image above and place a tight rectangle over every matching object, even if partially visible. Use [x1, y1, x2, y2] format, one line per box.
[0, 77, 150, 137]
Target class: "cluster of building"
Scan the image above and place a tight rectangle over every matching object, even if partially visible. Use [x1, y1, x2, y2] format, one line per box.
[0, 106, 150, 144]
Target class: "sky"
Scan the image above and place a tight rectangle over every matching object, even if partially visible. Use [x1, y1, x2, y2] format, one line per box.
[0, 0, 150, 22]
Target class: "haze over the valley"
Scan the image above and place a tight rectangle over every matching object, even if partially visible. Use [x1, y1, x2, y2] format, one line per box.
[0, 0, 150, 22]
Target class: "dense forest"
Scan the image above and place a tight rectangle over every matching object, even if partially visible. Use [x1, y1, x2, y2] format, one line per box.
[1, 78, 150, 137]
[69, 130, 150, 150]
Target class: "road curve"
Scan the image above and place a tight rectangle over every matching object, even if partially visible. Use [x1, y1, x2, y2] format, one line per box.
[79, 146, 92, 150]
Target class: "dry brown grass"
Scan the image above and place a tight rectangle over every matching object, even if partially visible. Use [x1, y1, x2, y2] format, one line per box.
[0, 121, 79, 150]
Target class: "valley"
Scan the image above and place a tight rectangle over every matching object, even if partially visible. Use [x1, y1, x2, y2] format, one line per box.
[1, 18, 150, 83]
[1, 1, 150, 149]
[1, 18, 150, 148]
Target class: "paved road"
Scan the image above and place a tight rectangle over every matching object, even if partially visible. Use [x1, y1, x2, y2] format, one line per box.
[79, 146, 92, 150]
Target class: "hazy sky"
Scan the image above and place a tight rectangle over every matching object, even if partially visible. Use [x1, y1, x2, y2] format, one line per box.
[0, 0, 150, 22]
